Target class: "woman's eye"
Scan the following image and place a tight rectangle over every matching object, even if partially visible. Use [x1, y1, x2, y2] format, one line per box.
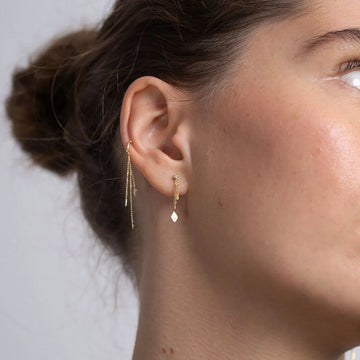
[338, 58, 360, 90]
[340, 71, 360, 90]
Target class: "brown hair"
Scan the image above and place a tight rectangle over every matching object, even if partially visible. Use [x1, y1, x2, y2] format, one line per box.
[5, 0, 310, 288]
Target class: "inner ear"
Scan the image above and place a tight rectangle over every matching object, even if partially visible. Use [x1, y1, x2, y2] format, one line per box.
[132, 83, 182, 161]
[150, 112, 183, 161]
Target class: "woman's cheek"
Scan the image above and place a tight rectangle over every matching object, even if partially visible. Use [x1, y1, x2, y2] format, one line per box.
[277, 105, 360, 245]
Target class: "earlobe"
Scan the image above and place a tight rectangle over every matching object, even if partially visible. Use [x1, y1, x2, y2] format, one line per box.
[119, 76, 190, 198]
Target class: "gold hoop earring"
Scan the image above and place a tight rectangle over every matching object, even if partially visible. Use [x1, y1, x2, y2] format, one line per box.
[124, 139, 137, 229]
[171, 174, 179, 222]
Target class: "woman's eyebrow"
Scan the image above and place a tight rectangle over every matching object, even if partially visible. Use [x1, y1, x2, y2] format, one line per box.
[295, 28, 360, 59]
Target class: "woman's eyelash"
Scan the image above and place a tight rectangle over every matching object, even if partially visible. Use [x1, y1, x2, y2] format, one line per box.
[338, 57, 360, 73]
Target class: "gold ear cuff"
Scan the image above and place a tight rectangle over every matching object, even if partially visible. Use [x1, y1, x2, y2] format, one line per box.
[124, 139, 137, 229]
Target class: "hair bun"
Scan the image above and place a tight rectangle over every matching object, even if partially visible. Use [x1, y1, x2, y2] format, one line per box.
[5, 29, 96, 176]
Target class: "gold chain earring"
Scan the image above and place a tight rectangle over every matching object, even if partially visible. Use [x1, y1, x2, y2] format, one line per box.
[171, 174, 179, 222]
[124, 139, 137, 229]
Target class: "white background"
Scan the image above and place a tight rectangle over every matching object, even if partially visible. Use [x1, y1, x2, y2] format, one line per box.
[0, 1, 138, 359]
[0, 1, 358, 359]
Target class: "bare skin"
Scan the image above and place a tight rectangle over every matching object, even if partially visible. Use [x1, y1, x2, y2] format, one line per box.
[119, 0, 360, 359]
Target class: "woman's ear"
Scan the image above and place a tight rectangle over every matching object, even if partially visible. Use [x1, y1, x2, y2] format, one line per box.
[120, 76, 191, 197]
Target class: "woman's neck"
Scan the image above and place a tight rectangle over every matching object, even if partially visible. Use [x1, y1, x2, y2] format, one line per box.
[131, 218, 348, 360]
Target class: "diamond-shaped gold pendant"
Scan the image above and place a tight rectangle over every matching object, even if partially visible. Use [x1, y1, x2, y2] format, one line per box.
[171, 211, 178, 222]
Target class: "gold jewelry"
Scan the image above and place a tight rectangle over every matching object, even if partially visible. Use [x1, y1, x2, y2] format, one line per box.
[171, 174, 179, 222]
[124, 139, 137, 229]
